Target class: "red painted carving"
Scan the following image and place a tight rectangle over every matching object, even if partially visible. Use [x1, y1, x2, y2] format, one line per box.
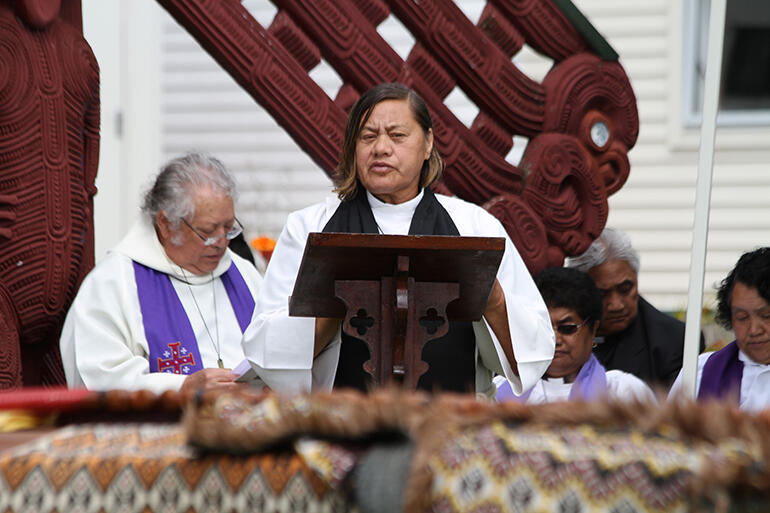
[487, 0, 590, 61]
[157, 0, 526, 205]
[0, 0, 99, 388]
[519, 133, 608, 267]
[390, 0, 545, 137]
[478, 4, 525, 59]
[483, 194, 551, 272]
[154, 0, 638, 274]
[542, 53, 638, 196]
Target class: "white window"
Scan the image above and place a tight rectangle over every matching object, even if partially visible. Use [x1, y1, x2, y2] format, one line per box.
[684, 0, 770, 127]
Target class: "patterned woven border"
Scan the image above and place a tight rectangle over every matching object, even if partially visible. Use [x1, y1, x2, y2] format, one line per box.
[0, 423, 355, 513]
[183, 389, 770, 513]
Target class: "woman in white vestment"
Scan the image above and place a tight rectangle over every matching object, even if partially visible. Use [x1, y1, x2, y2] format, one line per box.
[60, 153, 263, 396]
[242, 83, 554, 397]
[669, 247, 770, 412]
[496, 267, 655, 404]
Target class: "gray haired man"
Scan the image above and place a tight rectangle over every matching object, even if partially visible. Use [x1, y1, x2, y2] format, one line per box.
[567, 227, 701, 390]
[60, 153, 263, 396]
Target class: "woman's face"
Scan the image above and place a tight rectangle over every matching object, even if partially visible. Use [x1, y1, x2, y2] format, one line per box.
[545, 306, 597, 382]
[355, 99, 433, 205]
[731, 281, 770, 365]
[158, 185, 235, 275]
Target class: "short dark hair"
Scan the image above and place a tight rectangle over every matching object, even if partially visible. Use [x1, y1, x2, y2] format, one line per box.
[534, 267, 603, 324]
[333, 82, 443, 201]
[715, 247, 770, 329]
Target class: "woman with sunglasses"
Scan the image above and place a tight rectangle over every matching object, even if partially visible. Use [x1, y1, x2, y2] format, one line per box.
[60, 153, 263, 397]
[496, 267, 655, 404]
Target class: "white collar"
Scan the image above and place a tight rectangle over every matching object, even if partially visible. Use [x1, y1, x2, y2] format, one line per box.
[738, 348, 770, 369]
[366, 189, 424, 213]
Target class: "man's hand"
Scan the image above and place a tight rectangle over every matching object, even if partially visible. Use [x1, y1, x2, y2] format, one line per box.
[180, 368, 246, 399]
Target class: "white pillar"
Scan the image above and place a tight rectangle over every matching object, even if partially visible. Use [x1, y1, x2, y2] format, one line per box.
[119, 0, 163, 237]
[82, 0, 163, 259]
[682, 0, 727, 398]
[82, 0, 121, 259]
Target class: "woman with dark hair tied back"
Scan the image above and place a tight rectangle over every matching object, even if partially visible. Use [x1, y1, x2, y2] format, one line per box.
[669, 247, 770, 411]
[243, 83, 555, 397]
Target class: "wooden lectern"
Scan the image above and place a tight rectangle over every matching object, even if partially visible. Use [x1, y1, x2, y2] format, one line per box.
[289, 233, 505, 389]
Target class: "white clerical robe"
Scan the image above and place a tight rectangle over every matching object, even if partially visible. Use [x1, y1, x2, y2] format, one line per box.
[242, 190, 555, 397]
[59, 216, 263, 394]
[668, 349, 770, 413]
[495, 371, 656, 404]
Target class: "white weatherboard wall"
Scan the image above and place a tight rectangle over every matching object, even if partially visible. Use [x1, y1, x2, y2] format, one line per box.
[90, 0, 770, 313]
[160, 1, 335, 240]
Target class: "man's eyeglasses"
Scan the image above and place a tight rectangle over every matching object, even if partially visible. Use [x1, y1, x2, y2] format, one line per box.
[554, 318, 590, 336]
[182, 217, 243, 247]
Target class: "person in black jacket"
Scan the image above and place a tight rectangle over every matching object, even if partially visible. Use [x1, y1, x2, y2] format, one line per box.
[567, 227, 702, 390]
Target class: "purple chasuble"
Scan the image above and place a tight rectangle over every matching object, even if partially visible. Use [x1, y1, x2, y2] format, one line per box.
[133, 261, 255, 374]
[496, 353, 608, 403]
[698, 340, 743, 401]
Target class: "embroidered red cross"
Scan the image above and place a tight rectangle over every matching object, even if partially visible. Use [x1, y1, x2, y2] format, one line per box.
[157, 341, 195, 374]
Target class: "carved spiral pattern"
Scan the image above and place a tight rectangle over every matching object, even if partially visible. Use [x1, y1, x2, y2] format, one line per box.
[0, 16, 34, 113]
[483, 194, 549, 274]
[520, 133, 608, 260]
[543, 53, 638, 194]
[154, 0, 638, 273]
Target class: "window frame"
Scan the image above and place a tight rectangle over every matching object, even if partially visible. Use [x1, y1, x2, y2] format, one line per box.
[682, 0, 770, 128]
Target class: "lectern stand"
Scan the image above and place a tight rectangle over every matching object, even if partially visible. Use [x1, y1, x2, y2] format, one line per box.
[288, 233, 504, 389]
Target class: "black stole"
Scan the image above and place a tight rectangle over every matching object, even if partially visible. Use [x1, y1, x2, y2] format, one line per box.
[323, 189, 476, 393]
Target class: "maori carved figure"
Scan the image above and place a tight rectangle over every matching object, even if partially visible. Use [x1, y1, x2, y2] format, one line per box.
[0, 0, 99, 388]
[156, 0, 638, 274]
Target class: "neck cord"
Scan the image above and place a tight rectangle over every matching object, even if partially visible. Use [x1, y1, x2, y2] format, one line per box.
[181, 268, 224, 368]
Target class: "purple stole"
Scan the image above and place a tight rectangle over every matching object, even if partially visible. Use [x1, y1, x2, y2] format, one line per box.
[133, 261, 255, 375]
[497, 353, 609, 403]
[697, 341, 743, 401]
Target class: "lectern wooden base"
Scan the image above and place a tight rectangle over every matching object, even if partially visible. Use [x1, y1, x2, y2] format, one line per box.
[289, 233, 504, 388]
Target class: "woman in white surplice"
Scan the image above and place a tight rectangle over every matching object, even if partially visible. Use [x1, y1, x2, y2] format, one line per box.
[242, 83, 555, 397]
[60, 153, 262, 396]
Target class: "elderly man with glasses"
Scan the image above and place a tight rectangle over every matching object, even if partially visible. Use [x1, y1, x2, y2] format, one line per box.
[496, 267, 654, 404]
[60, 153, 263, 397]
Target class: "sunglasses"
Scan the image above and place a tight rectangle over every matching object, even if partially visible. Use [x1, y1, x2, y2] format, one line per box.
[554, 318, 590, 335]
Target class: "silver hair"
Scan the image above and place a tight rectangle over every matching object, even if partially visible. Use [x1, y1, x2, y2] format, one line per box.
[141, 153, 238, 244]
[565, 227, 640, 274]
